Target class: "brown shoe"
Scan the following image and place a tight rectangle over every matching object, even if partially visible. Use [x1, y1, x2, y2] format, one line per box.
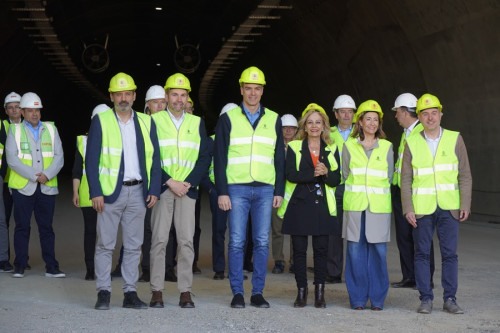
[150, 290, 164, 308]
[179, 292, 195, 308]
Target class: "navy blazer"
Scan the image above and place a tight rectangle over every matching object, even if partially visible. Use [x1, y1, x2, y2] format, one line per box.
[85, 109, 161, 204]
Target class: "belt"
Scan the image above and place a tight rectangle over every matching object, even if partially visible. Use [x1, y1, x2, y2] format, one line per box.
[122, 179, 143, 186]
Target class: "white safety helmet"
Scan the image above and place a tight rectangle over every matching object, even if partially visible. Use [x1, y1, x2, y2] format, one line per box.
[145, 85, 166, 102]
[281, 114, 298, 127]
[220, 103, 238, 116]
[19, 92, 43, 109]
[392, 93, 417, 111]
[4, 92, 21, 108]
[333, 94, 356, 110]
[91, 104, 110, 119]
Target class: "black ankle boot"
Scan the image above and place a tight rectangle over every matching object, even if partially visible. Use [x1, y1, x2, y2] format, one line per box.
[314, 284, 326, 308]
[294, 287, 308, 307]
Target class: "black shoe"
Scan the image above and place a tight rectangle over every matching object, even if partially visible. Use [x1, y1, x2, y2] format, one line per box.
[139, 269, 150, 282]
[325, 275, 342, 284]
[111, 264, 122, 278]
[250, 294, 270, 308]
[123, 291, 148, 309]
[271, 261, 285, 274]
[45, 267, 66, 278]
[165, 268, 177, 282]
[391, 278, 416, 288]
[230, 293, 245, 308]
[243, 264, 253, 273]
[314, 284, 326, 308]
[85, 268, 95, 281]
[0, 261, 14, 273]
[213, 271, 225, 280]
[95, 290, 110, 310]
[25, 263, 31, 270]
[12, 266, 24, 278]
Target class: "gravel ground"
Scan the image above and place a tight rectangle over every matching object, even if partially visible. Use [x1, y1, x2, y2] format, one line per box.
[0, 186, 499, 333]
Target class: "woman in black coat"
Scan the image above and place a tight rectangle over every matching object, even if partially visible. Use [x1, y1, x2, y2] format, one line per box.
[278, 103, 341, 308]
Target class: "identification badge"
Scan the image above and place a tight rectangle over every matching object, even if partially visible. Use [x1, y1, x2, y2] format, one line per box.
[21, 142, 30, 150]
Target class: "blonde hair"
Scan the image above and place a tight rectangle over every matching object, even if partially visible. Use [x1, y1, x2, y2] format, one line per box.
[350, 111, 386, 140]
[297, 109, 333, 145]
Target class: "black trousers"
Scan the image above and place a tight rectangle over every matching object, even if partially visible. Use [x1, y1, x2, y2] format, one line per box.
[327, 184, 344, 278]
[292, 234, 329, 288]
[81, 207, 97, 270]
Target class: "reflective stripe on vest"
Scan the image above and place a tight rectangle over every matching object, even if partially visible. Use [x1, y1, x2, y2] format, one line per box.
[407, 129, 460, 214]
[277, 140, 338, 218]
[8, 122, 57, 189]
[343, 139, 392, 213]
[152, 111, 200, 181]
[393, 123, 424, 187]
[98, 110, 154, 196]
[226, 107, 278, 185]
[77, 135, 91, 207]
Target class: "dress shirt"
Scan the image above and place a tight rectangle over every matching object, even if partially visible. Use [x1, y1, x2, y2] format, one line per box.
[117, 112, 141, 182]
[167, 108, 185, 130]
[423, 127, 443, 158]
[242, 104, 261, 126]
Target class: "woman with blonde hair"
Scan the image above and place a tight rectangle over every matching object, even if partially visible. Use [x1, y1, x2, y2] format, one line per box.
[342, 100, 393, 310]
[278, 103, 341, 308]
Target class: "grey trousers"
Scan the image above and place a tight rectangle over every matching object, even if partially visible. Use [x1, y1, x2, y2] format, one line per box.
[0, 177, 8, 261]
[150, 189, 195, 293]
[95, 184, 146, 293]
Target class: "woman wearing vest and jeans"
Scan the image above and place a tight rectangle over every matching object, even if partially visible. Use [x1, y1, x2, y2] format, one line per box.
[278, 104, 341, 308]
[342, 100, 394, 310]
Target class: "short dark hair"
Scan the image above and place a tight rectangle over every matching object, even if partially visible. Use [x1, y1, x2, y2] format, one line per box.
[400, 106, 418, 118]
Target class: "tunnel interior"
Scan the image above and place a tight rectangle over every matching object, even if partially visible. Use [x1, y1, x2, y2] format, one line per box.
[0, 0, 499, 218]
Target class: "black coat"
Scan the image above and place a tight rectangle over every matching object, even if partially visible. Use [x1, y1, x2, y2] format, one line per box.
[282, 139, 341, 236]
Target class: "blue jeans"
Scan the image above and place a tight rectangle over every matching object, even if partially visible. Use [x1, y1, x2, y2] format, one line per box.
[413, 208, 458, 302]
[227, 184, 273, 296]
[345, 212, 389, 309]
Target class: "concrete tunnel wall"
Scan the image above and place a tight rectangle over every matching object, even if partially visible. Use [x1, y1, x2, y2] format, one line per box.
[213, 0, 500, 219]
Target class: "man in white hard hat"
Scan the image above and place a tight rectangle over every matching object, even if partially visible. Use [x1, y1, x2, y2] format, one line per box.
[144, 85, 167, 115]
[72, 104, 110, 280]
[326, 94, 356, 284]
[270, 114, 298, 274]
[5, 92, 65, 278]
[391, 93, 435, 289]
[0, 93, 18, 272]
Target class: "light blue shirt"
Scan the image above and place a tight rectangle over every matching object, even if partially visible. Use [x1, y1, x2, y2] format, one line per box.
[423, 127, 443, 158]
[25, 121, 41, 142]
[242, 104, 260, 126]
[337, 125, 353, 142]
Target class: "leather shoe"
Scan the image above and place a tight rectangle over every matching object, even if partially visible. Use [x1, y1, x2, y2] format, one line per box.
[250, 294, 270, 308]
[179, 292, 195, 308]
[314, 284, 326, 308]
[231, 293, 245, 308]
[165, 268, 177, 282]
[293, 287, 308, 308]
[325, 275, 341, 284]
[391, 278, 416, 288]
[123, 291, 148, 309]
[213, 271, 224, 280]
[150, 290, 164, 308]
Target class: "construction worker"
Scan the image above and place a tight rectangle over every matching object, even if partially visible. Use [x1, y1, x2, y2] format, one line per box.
[144, 85, 167, 115]
[72, 104, 110, 280]
[5, 92, 65, 278]
[214, 66, 285, 308]
[185, 97, 194, 114]
[390, 93, 435, 289]
[86, 72, 161, 310]
[270, 113, 298, 274]
[327, 94, 357, 284]
[0, 92, 18, 273]
[149, 73, 210, 309]
[401, 93, 472, 314]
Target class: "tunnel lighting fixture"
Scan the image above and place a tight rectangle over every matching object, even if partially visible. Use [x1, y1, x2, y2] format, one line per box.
[18, 17, 50, 22]
[29, 34, 57, 38]
[227, 39, 254, 43]
[33, 40, 59, 44]
[233, 32, 262, 36]
[248, 15, 280, 20]
[11, 7, 46, 12]
[155, 7, 162, 11]
[241, 24, 270, 28]
[257, 5, 293, 9]
[222, 45, 248, 49]
[229, 51, 243, 55]
[156, 63, 161, 66]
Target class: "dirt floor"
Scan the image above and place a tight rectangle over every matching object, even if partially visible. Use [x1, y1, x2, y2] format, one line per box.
[0, 183, 499, 332]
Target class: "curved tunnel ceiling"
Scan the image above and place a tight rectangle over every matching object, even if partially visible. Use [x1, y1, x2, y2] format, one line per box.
[1, 0, 499, 218]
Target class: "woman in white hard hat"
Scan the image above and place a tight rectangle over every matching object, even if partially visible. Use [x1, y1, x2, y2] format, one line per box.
[278, 103, 341, 308]
[342, 100, 394, 311]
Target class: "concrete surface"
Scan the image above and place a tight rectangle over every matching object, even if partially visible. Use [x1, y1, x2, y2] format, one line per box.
[0, 182, 499, 332]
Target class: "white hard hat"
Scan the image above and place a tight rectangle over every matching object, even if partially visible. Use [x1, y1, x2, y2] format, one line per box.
[281, 114, 298, 127]
[4, 92, 21, 108]
[19, 92, 43, 109]
[91, 104, 110, 119]
[333, 94, 356, 110]
[392, 93, 417, 111]
[145, 85, 165, 102]
[220, 103, 238, 116]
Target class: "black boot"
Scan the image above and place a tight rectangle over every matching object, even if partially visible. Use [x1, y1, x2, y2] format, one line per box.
[314, 284, 326, 308]
[294, 287, 308, 308]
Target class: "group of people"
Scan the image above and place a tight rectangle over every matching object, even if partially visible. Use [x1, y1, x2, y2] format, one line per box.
[0, 65, 471, 315]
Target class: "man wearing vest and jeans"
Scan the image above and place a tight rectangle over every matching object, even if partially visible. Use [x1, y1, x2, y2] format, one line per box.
[86, 73, 161, 310]
[5, 92, 64, 278]
[149, 73, 209, 309]
[214, 66, 285, 308]
[401, 93, 472, 315]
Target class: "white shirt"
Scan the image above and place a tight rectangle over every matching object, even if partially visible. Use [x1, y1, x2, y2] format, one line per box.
[404, 119, 419, 138]
[423, 127, 443, 158]
[117, 112, 142, 181]
[167, 108, 185, 130]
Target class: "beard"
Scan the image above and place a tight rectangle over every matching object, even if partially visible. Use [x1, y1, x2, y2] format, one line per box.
[116, 100, 133, 112]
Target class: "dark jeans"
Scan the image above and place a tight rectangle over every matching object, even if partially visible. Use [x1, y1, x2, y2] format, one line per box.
[292, 234, 329, 288]
[81, 206, 97, 270]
